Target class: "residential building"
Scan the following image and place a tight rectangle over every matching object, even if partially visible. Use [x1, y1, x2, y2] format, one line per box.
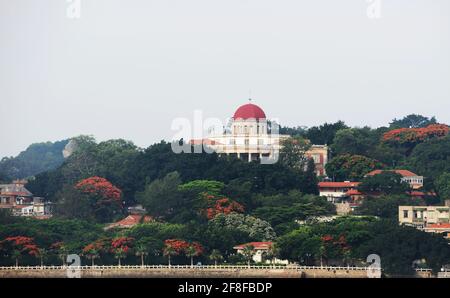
[233, 242, 288, 264]
[366, 170, 424, 190]
[399, 205, 450, 239]
[0, 180, 52, 218]
[318, 181, 361, 203]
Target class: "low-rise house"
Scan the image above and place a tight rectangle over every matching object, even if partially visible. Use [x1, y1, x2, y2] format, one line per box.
[399, 205, 450, 240]
[318, 181, 361, 203]
[233, 242, 288, 265]
[0, 180, 52, 218]
[399, 205, 450, 228]
[366, 170, 424, 190]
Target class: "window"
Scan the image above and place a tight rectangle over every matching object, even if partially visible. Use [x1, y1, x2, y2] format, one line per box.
[403, 210, 409, 218]
[244, 139, 249, 145]
[258, 139, 264, 145]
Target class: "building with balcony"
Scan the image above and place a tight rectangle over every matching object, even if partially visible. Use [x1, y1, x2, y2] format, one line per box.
[0, 180, 52, 218]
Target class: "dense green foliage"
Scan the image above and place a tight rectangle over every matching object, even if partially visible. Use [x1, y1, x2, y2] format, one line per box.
[325, 154, 384, 181]
[277, 217, 450, 275]
[358, 172, 411, 195]
[0, 140, 68, 179]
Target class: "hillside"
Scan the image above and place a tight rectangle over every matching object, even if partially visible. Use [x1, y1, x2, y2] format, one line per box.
[0, 139, 69, 180]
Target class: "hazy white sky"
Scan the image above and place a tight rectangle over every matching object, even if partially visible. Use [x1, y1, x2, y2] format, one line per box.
[1, 0, 449, 158]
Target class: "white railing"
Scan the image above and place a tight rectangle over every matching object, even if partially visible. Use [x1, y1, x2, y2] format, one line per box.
[0, 264, 373, 271]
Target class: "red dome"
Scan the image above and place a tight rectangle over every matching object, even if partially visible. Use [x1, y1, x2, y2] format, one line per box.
[233, 103, 266, 120]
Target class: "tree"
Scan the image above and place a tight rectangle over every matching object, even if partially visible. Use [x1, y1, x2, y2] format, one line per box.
[75, 176, 123, 223]
[408, 135, 450, 180]
[0, 236, 40, 267]
[50, 241, 69, 266]
[241, 244, 255, 268]
[382, 124, 449, 152]
[135, 244, 149, 267]
[305, 121, 349, 146]
[435, 172, 450, 202]
[163, 239, 189, 267]
[279, 136, 311, 170]
[331, 127, 379, 156]
[357, 195, 424, 219]
[111, 237, 134, 266]
[37, 248, 48, 267]
[389, 114, 437, 129]
[358, 172, 411, 195]
[82, 241, 103, 266]
[326, 154, 384, 182]
[262, 244, 279, 267]
[0, 139, 69, 179]
[53, 185, 94, 221]
[209, 249, 223, 267]
[137, 172, 183, 219]
[163, 245, 176, 267]
[185, 242, 203, 267]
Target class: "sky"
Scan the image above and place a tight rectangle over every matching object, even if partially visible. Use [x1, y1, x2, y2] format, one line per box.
[1, 0, 449, 158]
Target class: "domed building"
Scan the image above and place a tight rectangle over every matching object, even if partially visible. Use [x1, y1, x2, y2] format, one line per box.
[191, 102, 328, 176]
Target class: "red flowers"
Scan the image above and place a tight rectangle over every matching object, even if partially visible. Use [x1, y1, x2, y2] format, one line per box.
[111, 237, 134, 254]
[164, 239, 203, 256]
[164, 239, 190, 254]
[383, 124, 449, 144]
[204, 195, 245, 220]
[76, 176, 123, 205]
[0, 236, 40, 257]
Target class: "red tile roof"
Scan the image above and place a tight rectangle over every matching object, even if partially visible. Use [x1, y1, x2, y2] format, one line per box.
[233, 242, 273, 250]
[106, 215, 153, 229]
[346, 189, 362, 196]
[426, 223, 450, 229]
[318, 182, 360, 188]
[366, 169, 419, 177]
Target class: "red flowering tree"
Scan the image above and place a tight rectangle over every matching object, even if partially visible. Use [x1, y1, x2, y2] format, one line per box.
[203, 194, 245, 220]
[163, 239, 203, 267]
[382, 124, 449, 148]
[0, 236, 39, 267]
[82, 239, 109, 266]
[110, 237, 134, 266]
[50, 241, 69, 266]
[320, 234, 351, 267]
[163, 239, 189, 267]
[75, 176, 123, 223]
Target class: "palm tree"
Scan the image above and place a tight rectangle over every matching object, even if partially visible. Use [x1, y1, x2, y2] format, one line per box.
[318, 245, 326, 267]
[163, 245, 176, 268]
[85, 249, 100, 266]
[262, 244, 279, 268]
[58, 245, 69, 267]
[209, 249, 223, 268]
[38, 248, 48, 268]
[12, 250, 21, 268]
[241, 245, 255, 269]
[135, 244, 149, 267]
[185, 246, 197, 268]
[114, 247, 126, 266]
[343, 249, 352, 267]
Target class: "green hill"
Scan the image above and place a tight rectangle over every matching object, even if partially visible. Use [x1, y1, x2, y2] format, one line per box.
[0, 140, 69, 180]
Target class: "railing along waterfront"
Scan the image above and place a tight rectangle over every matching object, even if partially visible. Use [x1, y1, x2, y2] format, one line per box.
[0, 264, 378, 271]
